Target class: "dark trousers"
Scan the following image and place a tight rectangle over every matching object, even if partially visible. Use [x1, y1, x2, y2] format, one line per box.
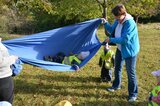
[0, 76, 14, 104]
[101, 62, 112, 81]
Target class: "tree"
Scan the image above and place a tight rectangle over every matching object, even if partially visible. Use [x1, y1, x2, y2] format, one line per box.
[125, 0, 160, 23]
[1, 0, 55, 33]
[50, 0, 101, 25]
[9, 0, 102, 32]
[96, 0, 107, 18]
[1, 0, 160, 34]
[95, 0, 121, 36]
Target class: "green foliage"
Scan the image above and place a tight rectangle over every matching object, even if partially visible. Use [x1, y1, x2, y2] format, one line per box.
[95, 0, 121, 21]
[0, 0, 160, 34]
[1, 23, 160, 106]
[9, 0, 55, 33]
[96, 0, 160, 23]
[38, 0, 101, 29]
[53, 0, 98, 20]
[5, 0, 102, 32]
[124, 0, 160, 22]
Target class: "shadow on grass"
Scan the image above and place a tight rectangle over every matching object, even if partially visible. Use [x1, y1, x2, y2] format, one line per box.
[14, 74, 148, 106]
[14, 74, 103, 95]
[78, 101, 148, 106]
[16, 73, 102, 83]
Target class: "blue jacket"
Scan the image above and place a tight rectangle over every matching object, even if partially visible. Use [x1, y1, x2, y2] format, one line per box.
[104, 15, 140, 59]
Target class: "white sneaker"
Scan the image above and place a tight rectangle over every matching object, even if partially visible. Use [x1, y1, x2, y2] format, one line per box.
[107, 87, 121, 92]
[128, 97, 137, 102]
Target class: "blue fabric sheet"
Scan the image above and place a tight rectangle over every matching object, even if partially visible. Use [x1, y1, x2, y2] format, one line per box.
[3, 18, 102, 71]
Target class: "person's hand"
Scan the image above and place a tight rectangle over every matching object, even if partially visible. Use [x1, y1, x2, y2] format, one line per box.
[14, 56, 19, 60]
[101, 18, 107, 24]
[11, 55, 19, 62]
[105, 38, 110, 43]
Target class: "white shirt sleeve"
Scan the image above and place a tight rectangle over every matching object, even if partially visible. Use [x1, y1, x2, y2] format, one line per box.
[0, 54, 16, 68]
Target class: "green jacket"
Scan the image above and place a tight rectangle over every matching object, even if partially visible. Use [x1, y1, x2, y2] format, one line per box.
[148, 86, 160, 106]
[99, 50, 114, 69]
[62, 55, 81, 66]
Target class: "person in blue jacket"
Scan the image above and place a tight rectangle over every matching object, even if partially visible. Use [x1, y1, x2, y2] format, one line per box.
[101, 4, 140, 102]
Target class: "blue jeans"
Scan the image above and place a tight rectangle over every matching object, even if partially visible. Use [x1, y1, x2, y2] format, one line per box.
[112, 49, 138, 98]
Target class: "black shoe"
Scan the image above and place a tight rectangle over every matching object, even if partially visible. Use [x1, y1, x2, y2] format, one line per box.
[72, 65, 80, 71]
[101, 78, 108, 82]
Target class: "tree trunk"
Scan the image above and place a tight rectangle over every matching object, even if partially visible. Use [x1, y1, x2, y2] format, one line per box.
[102, 0, 107, 19]
[136, 16, 139, 24]
[101, 0, 110, 36]
[102, 7, 107, 18]
[96, 0, 109, 36]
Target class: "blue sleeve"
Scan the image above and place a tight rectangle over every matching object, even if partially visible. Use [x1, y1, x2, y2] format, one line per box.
[104, 20, 118, 34]
[110, 19, 137, 44]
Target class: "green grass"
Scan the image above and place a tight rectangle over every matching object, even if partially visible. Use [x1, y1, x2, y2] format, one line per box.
[1, 23, 160, 106]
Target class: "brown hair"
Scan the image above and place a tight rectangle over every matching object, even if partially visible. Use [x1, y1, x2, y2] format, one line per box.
[111, 4, 126, 16]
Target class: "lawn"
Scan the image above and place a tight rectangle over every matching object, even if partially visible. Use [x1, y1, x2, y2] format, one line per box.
[1, 23, 160, 106]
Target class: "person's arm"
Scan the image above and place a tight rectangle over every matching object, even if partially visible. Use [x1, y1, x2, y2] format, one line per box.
[0, 52, 18, 68]
[72, 60, 79, 66]
[103, 20, 118, 35]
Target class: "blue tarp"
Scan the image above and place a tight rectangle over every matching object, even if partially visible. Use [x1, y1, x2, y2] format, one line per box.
[3, 18, 102, 71]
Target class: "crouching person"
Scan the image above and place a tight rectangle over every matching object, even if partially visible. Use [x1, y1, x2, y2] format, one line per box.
[62, 51, 90, 70]
[0, 38, 18, 104]
[99, 43, 115, 82]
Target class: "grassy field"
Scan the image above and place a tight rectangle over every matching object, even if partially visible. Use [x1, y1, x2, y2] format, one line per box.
[1, 23, 160, 106]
